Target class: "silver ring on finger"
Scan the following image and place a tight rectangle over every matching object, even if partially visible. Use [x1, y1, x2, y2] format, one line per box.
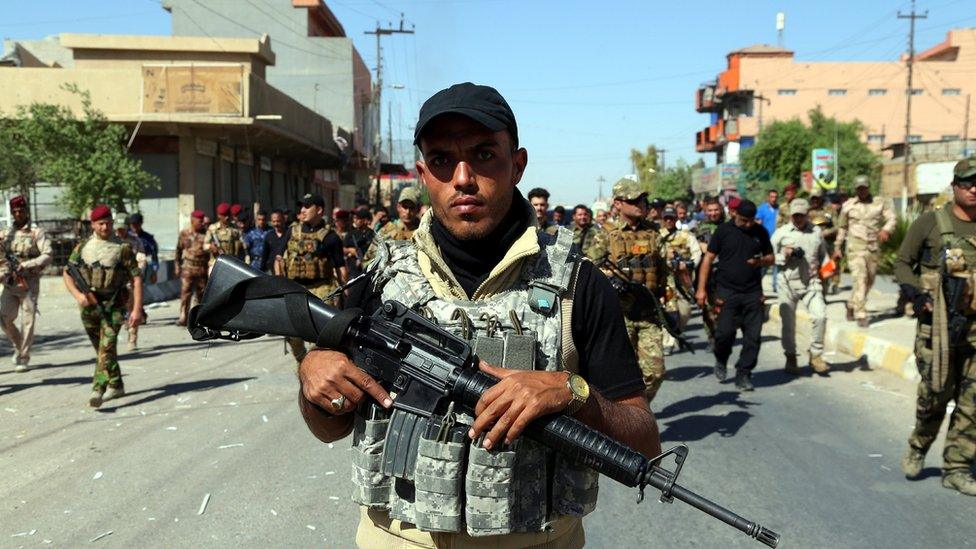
[330, 395, 346, 412]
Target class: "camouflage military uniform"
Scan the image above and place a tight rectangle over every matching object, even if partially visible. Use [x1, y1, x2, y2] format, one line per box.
[605, 217, 667, 401]
[895, 196, 976, 493]
[175, 227, 209, 325]
[283, 221, 341, 362]
[205, 221, 244, 266]
[572, 223, 607, 261]
[808, 197, 840, 294]
[68, 235, 140, 392]
[0, 223, 52, 368]
[659, 226, 700, 351]
[836, 182, 896, 322]
[363, 218, 419, 264]
[694, 219, 722, 344]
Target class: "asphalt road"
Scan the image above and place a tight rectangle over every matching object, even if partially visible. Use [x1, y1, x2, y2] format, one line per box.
[1, 292, 973, 548]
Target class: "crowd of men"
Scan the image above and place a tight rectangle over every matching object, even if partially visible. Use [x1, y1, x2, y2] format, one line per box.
[0, 82, 972, 548]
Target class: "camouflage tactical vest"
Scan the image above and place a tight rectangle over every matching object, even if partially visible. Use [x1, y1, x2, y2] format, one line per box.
[179, 229, 209, 277]
[283, 224, 335, 283]
[606, 221, 662, 291]
[4, 226, 41, 261]
[78, 236, 128, 294]
[207, 223, 242, 258]
[919, 204, 976, 318]
[351, 228, 598, 536]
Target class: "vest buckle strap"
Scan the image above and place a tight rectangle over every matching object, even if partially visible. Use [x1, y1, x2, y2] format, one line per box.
[527, 281, 561, 316]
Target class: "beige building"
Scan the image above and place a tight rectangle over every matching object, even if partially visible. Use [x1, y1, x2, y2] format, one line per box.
[0, 33, 342, 249]
[696, 29, 976, 166]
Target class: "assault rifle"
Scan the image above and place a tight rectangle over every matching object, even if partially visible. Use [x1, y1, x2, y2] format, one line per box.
[669, 252, 696, 302]
[65, 263, 114, 317]
[4, 251, 28, 291]
[941, 250, 970, 346]
[598, 258, 693, 353]
[188, 257, 777, 546]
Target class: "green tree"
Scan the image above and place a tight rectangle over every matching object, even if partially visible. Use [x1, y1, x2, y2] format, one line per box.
[0, 84, 158, 216]
[630, 145, 659, 192]
[740, 106, 880, 195]
[652, 160, 694, 201]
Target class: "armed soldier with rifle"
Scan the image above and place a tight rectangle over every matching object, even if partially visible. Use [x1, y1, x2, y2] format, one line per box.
[63, 205, 142, 408]
[0, 195, 52, 372]
[895, 157, 976, 496]
[192, 83, 784, 548]
[693, 197, 724, 349]
[600, 178, 671, 403]
[659, 206, 700, 355]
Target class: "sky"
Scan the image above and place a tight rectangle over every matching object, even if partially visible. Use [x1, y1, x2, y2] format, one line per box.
[1, 0, 974, 207]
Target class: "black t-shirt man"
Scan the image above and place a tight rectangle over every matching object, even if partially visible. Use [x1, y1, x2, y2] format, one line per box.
[345, 196, 645, 400]
[707, 220, 773, 296]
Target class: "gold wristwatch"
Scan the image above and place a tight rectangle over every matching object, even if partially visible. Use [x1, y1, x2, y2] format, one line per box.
[565, 373, 590, 415]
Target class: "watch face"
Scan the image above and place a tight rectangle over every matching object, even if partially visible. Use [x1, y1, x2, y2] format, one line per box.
[569, 374, 588, 397]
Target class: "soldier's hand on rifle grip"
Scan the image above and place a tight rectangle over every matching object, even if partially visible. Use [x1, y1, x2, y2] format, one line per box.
[469, 361, 575, 449]
[878, 230, 891, 243]
[298, 349, 393, 415]
[76, 293, 97, 308]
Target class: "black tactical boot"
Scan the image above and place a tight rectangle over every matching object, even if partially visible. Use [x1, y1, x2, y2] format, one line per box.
[734, 370, 754, 391]
[713, 361, 727, 381]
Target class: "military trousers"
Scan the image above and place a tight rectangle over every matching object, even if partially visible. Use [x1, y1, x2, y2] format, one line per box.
[847, 248, 878, 320]
[355, 507, 584, 549]
[81, 301, 125, 391]
[909, 324, 976, 473]
[625, 318, 665, 402]
[713, 290, 764, 373]
[0, 279, 39, 364]
[662, 295, 691, 351]
[776, 275, 826, 357]
[178, 274, 207, 324]
[287, 281, 338, 363]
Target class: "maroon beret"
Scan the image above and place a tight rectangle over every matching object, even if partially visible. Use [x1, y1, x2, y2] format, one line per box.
[9, 195, 27, 209]
[191, 210, 205, 219]
[727, 197, 742, 210]
[216, 202, 231, 216]
[230, 204, 243, 216]
[90, 204, 112, 222]
[334, 209, 350, 220]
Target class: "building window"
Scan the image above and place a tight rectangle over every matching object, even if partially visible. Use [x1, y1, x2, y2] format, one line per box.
[828, 89, 847, 96]
[943, 88, 962, 96]
[868, 88, 887, 96]
[942, 134, 960, 141]
[908, 135, 922, 142]
[777, 89, 797, 96]
[867, 134, 885, 143]
[908, 88, 924, 96]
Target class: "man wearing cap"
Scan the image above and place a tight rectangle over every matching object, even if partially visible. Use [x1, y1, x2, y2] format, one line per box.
[694, 197, 726, 348]
[127, 213, 159, 284]
[206, 202, 244, 266]
[230, 204, 245, 231]
[835, 175, 896, 327]
[175, 210, 209, 326]
[0, 195, 52, 371]
[571, 204, 607, 261]
[527, 187, 558, 234]
[602, 178, 669, 401]
[647, 198, 666, 223]
[343, 206, 375, 278]
[775, 183, 799, 228]
[807, 189, 840, 295]
[243, 210, 270, 271]
[363, 187, 423, 265]
[282, 194, 346, 363]
[771, 198, 830, 375]
[63, 206, 142, 407]
[296, 82, 659, 546]
[893, 157, 976, 496]
[696, 199, 774, 391]
[660, 206, 700, 354]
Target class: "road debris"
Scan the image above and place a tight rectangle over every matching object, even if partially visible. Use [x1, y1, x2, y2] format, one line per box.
[165, 426, 177, 431]
[868, 454, 882, 458]
[270, 509, 278, 516]
[11, 529, 37, 537]
[306, 525, 316, 531]
[197, 493, 211, 515]
[262, 415, 268, 423]
[218, 443, 244, 449]
[92, 471, 103, 480]
[89, 531, 113, 543]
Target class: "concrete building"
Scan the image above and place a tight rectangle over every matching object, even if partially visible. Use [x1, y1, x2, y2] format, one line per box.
[162, 0, 373, 205]
[696, 29, 976, 164]
[0, 33, 341, 250]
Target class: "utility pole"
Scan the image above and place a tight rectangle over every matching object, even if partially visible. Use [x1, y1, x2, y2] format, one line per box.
[365, 14, 414, 209]
[755, 94, 770, 133]
[387, 102, 394, 208]
[658, 149, 667, 172]
[898, 0, 927, 216]
[597, 175, 606, 201]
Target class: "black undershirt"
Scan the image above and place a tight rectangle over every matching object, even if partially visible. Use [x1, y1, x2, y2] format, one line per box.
[345, 195, 644, 401]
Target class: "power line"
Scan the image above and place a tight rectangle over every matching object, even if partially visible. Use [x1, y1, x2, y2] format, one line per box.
[899, 0, 928, 214]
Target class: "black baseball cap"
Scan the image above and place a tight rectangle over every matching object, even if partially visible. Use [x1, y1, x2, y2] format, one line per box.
[736, 199, 758, 218]
[301, 193, 325, 208]
[413, 82, 518, 147]
[128, 212, 143, 224]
